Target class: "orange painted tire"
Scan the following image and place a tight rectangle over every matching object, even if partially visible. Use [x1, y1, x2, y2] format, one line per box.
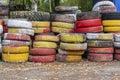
[88, 53, 113, 62]
[76, 26, 103, 33]
[29, 55, 55, 63]
[114, 54, 120, 60]
[76, 19, 102, 27]
[30, 48, 56, 55]
[88, 47, 114, 53]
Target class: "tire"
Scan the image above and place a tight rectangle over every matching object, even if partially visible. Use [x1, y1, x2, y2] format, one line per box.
[0, 44, 2, 53]
[0, 1, 9, 6]
[104, 27, 120, 32]
[31, 21, 50, 28]
[77, 11, 101, 21]
[114, 54, 120, 60]
[114, 34, 120, 42]
[55, 6, 78, 12]
[88, 53, 113, 62]
[2, 53, 29, 62]
[2, 46, 29, 53]
[87, 40, 113, 48]
[4, 33, 31, 41]
[60, 33, 86, 43]
[33, 41, 57, 49]
[6, 19, 32, 29]
[76, 26, 103, 33]
[76, 19, 102, 27]
[32, 28, 50, 34]
[102, 12, 120, 20]
[2, 40, 31, 46]
[60, 42, 87, 50]
[30, 48, 56, 55]
[35, 34, 59, 42]
[52, 22, 74, 29]
[115, 48, 120, 53]
[51, 14, 76, 23]
[114, 42, 120, 48]
[56, 54, 82, 62]
[88, 47, 114, 53]
[86, 33, 114, 41]
[29, 55, 55, 63]
[8, 28, 34, 36]
[0, 6, 9, 15]
[52, 27, 75, 33]
[103, 20, 120, 26]
[99, 6, 116, 13]
[0, 25, 3, 34]
[58, 49, 85, 55]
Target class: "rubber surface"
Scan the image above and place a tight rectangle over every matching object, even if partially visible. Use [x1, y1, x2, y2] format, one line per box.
[58, 49, 84, 55]
[103, 20, 120, 26]
[0, 25, 3, 34]
[87, 40, 113, 47]
[60, 33, 86, 42]
[115, 34, 120, 42]
[55, 6, 78, 12]
[0, 6, 9, 15]
[114, 54, 120, 60]
[31, 21, 50, 28]
[2, 53, 29, 62]
[32, 28, 50, 33]
[56, 54, 82, 62]
[87, 33, 114, 40]
[60, 42, 87, 50]
[2, 40, 31, 46]
[6, 19, 32, 29]
[99, 6, 116, 13]
[0, 44, 2, 53]
[3, 46, 29, 53]
[76, 26, 103, 33]
[52, 22, 74, 29]
[30, 48, 56, 55]
[8, 28, 34, 36]
[52, 27, 75, 33]
[33, 41, 57, 49]
[104, 27, 120, 32]
[0, 0, 9, 6]
[102, 12, 120, 20]
[114, 42, 120, 48]
[115, 48, 120, 53]
[35, 35, 59, 42]
[88, 53, 113, 62]
[29, 55, 55, 63]
[76, 19, 102, 27]
[88, 47, 114, 53]
[51, 14, 76, 23]
[4, 33, 31, 41]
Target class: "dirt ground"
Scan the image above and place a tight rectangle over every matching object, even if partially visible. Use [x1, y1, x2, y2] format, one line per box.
[0, 60, 120, 80]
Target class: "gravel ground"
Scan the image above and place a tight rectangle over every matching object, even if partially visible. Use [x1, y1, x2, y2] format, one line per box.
[0, 60, 120, 80]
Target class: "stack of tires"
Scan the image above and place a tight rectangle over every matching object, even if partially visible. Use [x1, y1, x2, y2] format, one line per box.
[29, 34, 59, 63]
[102, 12, 120, 33]
[0, 25, 3, 58]
[51, 6, 78, 33]
[56, 33, 87, 62]
[76, 11, 103, 33]
[2, 19, 33, 62]
[87, 33, 114, 62]
[114, 34, 120, 60]
[92, 1, 116, 13]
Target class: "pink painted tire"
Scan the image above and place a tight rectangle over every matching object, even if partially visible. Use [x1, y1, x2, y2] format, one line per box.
[114, 54, 120, 60]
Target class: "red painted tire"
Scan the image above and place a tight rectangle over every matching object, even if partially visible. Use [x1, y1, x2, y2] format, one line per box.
[29, 55, 55, 63]
[76, 19, 102, 28]
[30, 48, 56, 55]
[76, 26, 103, 33]
[88, 53, 113, 62]
[114, 54, 120, 60]
[88, 47, 114, 53]
[115, 48, 120, 53]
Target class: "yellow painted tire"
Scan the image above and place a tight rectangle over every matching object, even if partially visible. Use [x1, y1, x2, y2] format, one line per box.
[103, 20, 120, 26]
[58, 49, 85, 55]
[52, 27, 74, 33]
[35, 35, 59, 42]
[56, 54, 82, 62]
[3, 46, 29, 53]
[33, 41, 57, 49]
[104, 27, 120, 32]
[60, 33, 86, 42]
[60, 42, 87, 50]
[32, 28, 50, 33]
[31, 21, 50, 28]
[2, 53, 29, 62]
[52, 22, 74, 29]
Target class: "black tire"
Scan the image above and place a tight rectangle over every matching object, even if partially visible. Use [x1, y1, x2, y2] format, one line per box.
[102, 12, 120, 20]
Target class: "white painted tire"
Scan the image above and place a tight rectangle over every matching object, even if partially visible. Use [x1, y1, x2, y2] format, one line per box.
[92, 1, 115, 11]
[0, 25, 3, 34]
[6, 19, 32, 29]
